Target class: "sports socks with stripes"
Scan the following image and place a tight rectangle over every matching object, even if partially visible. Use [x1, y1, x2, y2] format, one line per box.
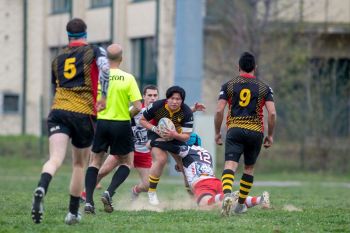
[245, 196, 261, 208]
[221, 169, 235, 194]
[238, 173, 254, 204]
[148, 175, 160, 192]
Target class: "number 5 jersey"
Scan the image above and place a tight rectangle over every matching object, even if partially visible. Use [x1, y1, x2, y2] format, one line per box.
[51, 40, 109, 116]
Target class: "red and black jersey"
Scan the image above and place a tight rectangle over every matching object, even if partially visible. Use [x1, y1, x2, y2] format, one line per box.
[219, 73, 274, 132]
[51, 41, 105, 115]
[143, 99, 193, 134]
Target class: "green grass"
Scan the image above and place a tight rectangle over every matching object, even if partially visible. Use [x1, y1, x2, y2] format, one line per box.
[0, 156, 349, 233]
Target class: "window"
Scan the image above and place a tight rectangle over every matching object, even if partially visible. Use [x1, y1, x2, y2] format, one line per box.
[3, 93, 19, 114]
[132, 37, 157, 89]
[51, 0, 71, 14]
[91, 0, 111, 8]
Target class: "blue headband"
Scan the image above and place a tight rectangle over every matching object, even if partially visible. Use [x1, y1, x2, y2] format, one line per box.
[67, 31, 87, 38]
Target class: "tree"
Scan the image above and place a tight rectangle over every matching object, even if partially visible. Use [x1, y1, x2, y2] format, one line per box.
[204, 0, 350, 172]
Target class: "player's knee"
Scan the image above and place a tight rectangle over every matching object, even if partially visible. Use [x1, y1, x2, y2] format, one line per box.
[48, 157, 64, 168]
[118, 155, 132, 167]
[72, 159, 86, 168]
[89, 155, 103, 168]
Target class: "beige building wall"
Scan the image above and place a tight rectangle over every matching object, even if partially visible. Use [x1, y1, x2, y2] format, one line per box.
[157, 0, 176, 97]
[1, 0, 349, 135]
[26, 0, 47, 135]
[114, 0, 130, 71]
[272, 0, 350, 23]
[86, 7, 111, 42]
[127, 1, 156, 38]
[0, 0, 23, 134]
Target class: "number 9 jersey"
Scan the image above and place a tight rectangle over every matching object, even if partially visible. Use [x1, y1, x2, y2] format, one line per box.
[182, 145, 215, 187]
[218, 73, 274, 132]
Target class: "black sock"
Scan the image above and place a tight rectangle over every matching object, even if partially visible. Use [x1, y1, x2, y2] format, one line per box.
[37, 172, 52, 194]
[69, 195, 80, 215]
[106, 165, 130, 197]
[85, 167, 99, 205]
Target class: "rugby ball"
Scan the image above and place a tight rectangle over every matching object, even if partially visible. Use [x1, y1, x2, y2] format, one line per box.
[157, 117, 176, 140]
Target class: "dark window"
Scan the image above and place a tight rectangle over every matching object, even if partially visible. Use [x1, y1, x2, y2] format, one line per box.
[51, 0, 71, 14]
[91, 0, 111, 8]
[3, 94, 19, 113]
[132, 37, 157, 89]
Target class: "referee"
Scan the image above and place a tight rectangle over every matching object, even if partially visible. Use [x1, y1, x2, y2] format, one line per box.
[84, 44, 142, 214]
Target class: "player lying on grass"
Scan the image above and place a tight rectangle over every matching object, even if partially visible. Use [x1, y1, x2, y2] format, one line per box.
[154, 133, 270, 211]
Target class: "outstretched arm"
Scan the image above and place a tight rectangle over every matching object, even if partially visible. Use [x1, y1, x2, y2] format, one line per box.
[191, 102, 206, 113]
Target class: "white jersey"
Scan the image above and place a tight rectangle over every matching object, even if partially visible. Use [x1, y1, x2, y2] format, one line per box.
[182, 145, 215, 187]
[131, 105, 150, 153]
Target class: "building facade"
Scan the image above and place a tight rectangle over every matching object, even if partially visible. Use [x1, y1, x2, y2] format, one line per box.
[0, 0, 349, 136]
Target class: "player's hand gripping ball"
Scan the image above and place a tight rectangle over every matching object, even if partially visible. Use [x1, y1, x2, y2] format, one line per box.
[157, 118, 176, 141]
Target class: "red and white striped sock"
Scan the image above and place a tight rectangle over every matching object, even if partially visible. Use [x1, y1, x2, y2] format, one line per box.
[207, 194, 224, 205]
[245, 196, 261, 208]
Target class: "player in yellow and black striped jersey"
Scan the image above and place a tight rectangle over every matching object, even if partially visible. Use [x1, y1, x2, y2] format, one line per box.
[139, 86, 194, 205]
[31, 18, 110, 225]
[214, 52, 276, 216]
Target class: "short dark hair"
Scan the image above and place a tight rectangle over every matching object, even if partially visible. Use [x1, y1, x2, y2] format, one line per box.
[143, 85, 158, 95]
[166, 86, 186, 101]
[66, 18, 87, 34]
[239, 52, 256, 73]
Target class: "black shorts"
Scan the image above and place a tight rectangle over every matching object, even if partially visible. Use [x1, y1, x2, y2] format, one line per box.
[92, 119, 134, 156]
[148, 131, 186, 154]
[225, 127, 264, 165]
[47, 109, 96, 148]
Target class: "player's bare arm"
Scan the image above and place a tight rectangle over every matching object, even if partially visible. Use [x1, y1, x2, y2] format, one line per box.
[130, 100, 142, 117]
[263, 101, 276, 148]
[140, 115, 159, 134]
[214, 99, 227, 145]
[191, 102, 206, 112]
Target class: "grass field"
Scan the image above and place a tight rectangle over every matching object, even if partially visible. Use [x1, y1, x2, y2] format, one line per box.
[0, 156, 349, 233]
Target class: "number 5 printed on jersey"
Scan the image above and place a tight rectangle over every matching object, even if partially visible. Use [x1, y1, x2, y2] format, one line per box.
[64, 57, 77, 79]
